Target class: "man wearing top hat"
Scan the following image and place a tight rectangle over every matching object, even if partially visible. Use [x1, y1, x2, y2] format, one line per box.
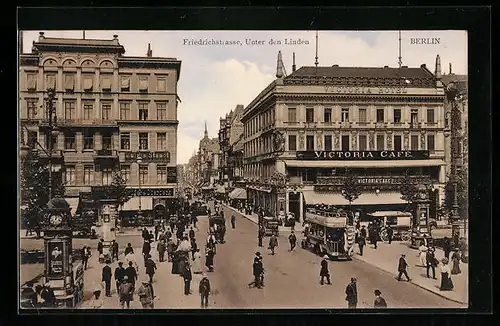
[199, 272, 211, 308]
[114, 261, 126, 296]
[373, 289, 387, 308]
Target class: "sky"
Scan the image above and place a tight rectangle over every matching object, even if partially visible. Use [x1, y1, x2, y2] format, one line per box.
[21, 30, 467, 164]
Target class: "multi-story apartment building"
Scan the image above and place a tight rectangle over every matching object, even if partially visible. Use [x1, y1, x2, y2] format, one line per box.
[218, 104, 244, 188]
[19, 33, 181, 220]
[197, 123, 220, 189]
[241, 53, 447, 222]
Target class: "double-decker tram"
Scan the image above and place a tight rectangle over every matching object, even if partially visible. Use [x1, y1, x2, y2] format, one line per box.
[301, 207, 356, 260]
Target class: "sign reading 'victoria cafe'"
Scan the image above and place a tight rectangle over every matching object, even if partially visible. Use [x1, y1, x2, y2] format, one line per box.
[296, 150, 430, 160]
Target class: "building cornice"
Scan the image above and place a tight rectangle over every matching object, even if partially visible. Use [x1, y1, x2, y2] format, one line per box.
[33, 43, 125, 55]
[118, 58, 181, 80]
[117, 120, 179, 126]
[284, 76, 436, 88]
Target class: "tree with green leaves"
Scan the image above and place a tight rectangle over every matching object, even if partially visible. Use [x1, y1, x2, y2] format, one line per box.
[20, 147, 65, 234]
[341, 171, 361, 211]
[106, 171, 133, 207]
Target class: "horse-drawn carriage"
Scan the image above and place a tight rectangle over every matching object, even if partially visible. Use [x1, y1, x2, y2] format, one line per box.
[365, 211, 413, 242]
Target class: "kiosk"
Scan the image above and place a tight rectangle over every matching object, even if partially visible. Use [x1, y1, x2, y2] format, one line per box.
[96, 199, 118, 262]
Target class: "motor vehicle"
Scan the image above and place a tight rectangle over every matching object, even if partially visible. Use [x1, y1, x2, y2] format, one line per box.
[262, 216, 279, 236]
[301, 208, 355, 260]
[365, 211, 413, 242]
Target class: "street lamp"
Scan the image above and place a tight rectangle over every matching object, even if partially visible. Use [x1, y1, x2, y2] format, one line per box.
[137, 155, 143, 219]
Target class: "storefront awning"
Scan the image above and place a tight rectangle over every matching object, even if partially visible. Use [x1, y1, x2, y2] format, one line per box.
[285, 159, 446, 168]
[247, 185, 272, 193]
[302, 191, 406, 206]
[64, 197, 79, 217]
[229, 188, 247, 200]
[121, 196, 153, 211]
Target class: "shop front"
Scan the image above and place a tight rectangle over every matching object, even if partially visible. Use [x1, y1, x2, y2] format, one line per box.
[247, 184, 274, 216]
[285, 150, 445, 221]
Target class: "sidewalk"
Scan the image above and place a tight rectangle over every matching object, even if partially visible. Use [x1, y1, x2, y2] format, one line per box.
[223, 204, 304, 233]
[352, 241, 468, 305]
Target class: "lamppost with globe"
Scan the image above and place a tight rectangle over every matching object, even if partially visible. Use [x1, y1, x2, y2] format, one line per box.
[136, 155, 143, 220]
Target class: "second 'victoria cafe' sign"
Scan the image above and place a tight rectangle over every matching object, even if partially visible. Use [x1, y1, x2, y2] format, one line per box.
[296, 150, 430, 160]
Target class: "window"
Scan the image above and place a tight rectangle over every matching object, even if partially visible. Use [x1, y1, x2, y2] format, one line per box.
[27, 100, 37, 119]
[64, 74, 75, 92]
[324, 135, 332, 151]
[288, 135, 297, 151]
[28, 131, 37, 147]
[359, 135, 367, 151]
[138, 102, 149, 120]
[157, 132, 167, 150]
[427, 135, 435, 151]
[139, 133, 149, 150]
[138, 76, 149, 92]
[83, 103, 94, 120]
[341, 135, 350, 151]
[64, 102, 76, 120]
[157, 165, 167, 184]
[101, 75, 112, 92]
[306, 108, 314, 122]
[120, 133, 130, 150]
[306, 135, 314, 150]
[394, 135, 402, 151]
[120, 76, 130, 91]
[64, 133, 76, 149]
[27, 74, 37, 91]
[65, 166, 76, 186]
[157, 78, 167, 92]
[427, 109, 435, 123]
[46, 134, 57, 150]
[46, 74, 56, 90]
[157, 102, 167, 120]
[121, 165, 130, 183]
[83, 130, 93, 150]
[394, 109, 401, 123]
[102, 135, 112, 150]
[410, 109, 419, 125]
[288, 108, 296, 122]
[102, 168, 112, 186]
[376, 134, 385, 150]
[83, 75, 93, 92]
[84, 166, 94, 185]
[139, 165, 148, 184]
[101, 103, 112, 120]
[120, 102, 130, 120]
[377, 109, 384, 122]
[324, 108, 332, 123]
[359, 108, 367, 123]
[411, 135, 419, 150]
[341, 108, 349, 122]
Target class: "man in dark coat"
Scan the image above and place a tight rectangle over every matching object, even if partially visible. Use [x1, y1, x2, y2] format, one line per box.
[372, 224, 378, 249]
[154, 223, 160, 241]
[345, 278, 358, 309]
[157, 239, 167, 262]
[442, 236, 452, 260]
[360, 225, 367, 238]
[189, 227, 195, 241]
[190, 238, 198, 260]
[426, 248, 438, 279]
[141, 228, 149, 242]
[205, 247, 215, 272]
[112, 240, 119, 262]
[97, 239, 104, 256]
[114, 261, 126, 296]
[320, 255, 331, 285]
[386, 225, 394, 244]
[249, 256, 264, 289]
[358, 234, 366, 256]
[231, 214, 236, 229]
[397, 254, 411, 281]
[102, 260, 112, 297]
[142, 241, 151, 267]
[373, 289, 387, 308]
[40, 283, 57, 307]
[268, 234, 278, 255]
[125, 261, 138, 286]
[199, 273, 211, 308]
[182, 264, 193, 295]
[219, 224, 226, 243]
[258, 226, 265, 247]
[145, 255, 157, 283]
[288, 231, 297, 251]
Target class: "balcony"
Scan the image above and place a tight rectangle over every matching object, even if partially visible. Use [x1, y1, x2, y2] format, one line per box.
[316, 175, 432, 186]
[93, 148, 118, 160]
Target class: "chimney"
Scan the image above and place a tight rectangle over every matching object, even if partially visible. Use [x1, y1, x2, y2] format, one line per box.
[276, 51, 284, 79]
[147, 43, 152, 57]
[384, 65, 389, 68]
[449, 62, 452, 75]
[292, 52, 296, 72]
[420, 64, 426, 69]
[39, 32, 45, 41]
[435, 54, 442, 79]
[332, 64, 339, 67]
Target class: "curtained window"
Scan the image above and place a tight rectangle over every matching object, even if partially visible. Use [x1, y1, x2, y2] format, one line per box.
[83, 76, 93, 91]
[46, 75, 56, 89]
[139, 76, 149, 92]
[27, 74, 37, 91]
[121, 76, 130, 91]
[101, 76, 112, 91]
[64, 74, 75, 91]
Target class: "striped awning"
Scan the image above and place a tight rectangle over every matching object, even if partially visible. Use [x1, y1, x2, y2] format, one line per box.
[121, 196, 153, 211]
[247, 185, 272, 193]
[215, 185, 226, 194]
[63, 197, 80, 217]
[228, 188, 247, 200]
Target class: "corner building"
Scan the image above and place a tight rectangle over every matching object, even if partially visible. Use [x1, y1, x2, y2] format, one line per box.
[19, 33, 181, 220]
[241, 56, 446, 222]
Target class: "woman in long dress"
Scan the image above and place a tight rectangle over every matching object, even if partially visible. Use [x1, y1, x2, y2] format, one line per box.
[451, 249, 461, 274]
[192, 249, 203, 274]
[440, 258, 454, 291]
[418, 244, 428, 267]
